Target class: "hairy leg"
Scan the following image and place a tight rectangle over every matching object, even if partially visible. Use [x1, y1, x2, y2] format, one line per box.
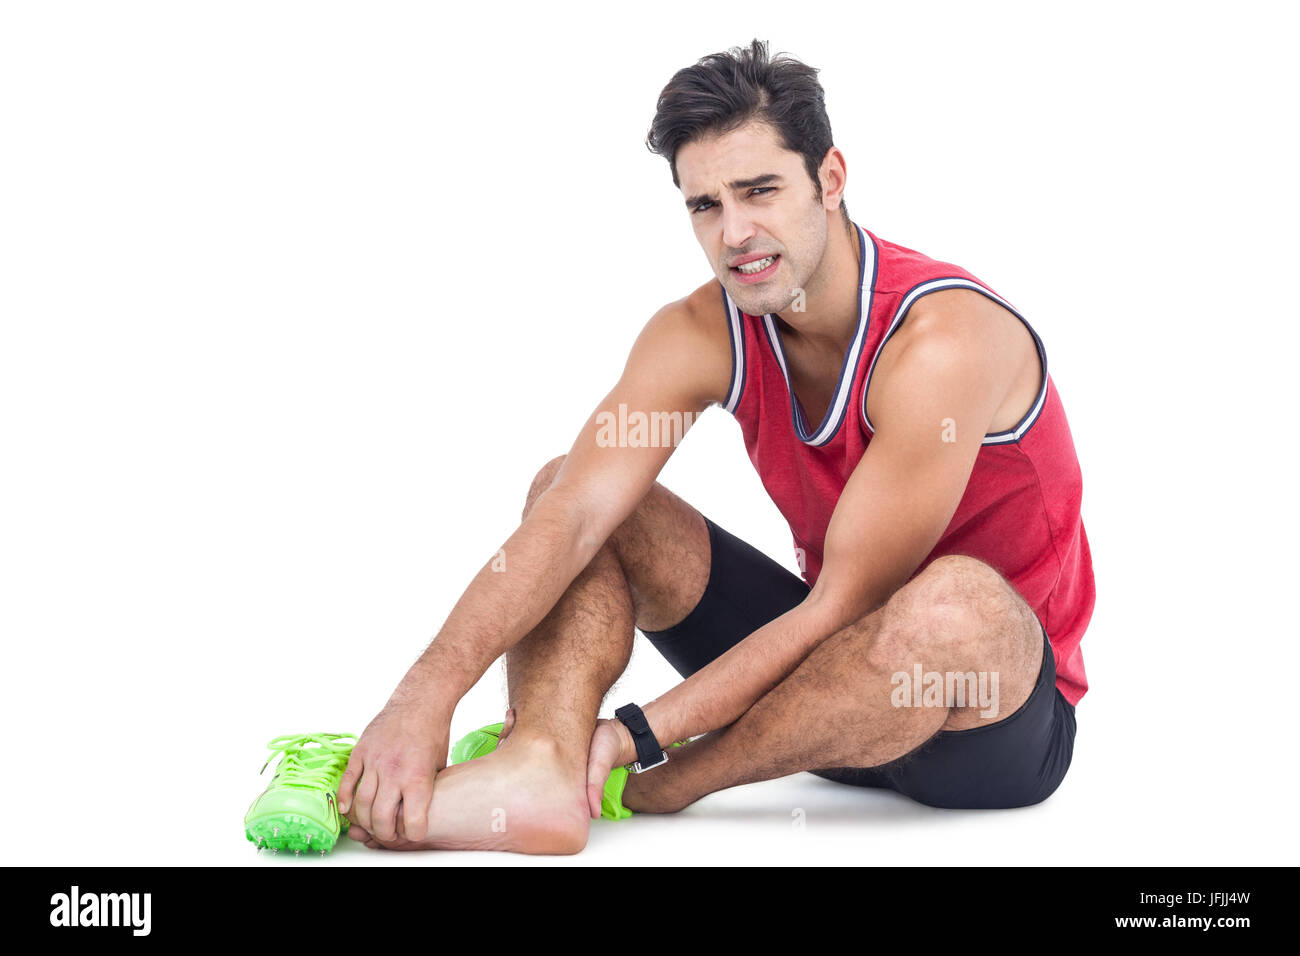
[495, 461, 637, 762]
[351, 454, 711, 853]
[621, 554, 1044, 814]
[492, 449, 712, 727]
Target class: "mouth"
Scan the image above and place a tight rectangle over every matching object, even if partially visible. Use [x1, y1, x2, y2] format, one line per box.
[729, 254, 780, 283]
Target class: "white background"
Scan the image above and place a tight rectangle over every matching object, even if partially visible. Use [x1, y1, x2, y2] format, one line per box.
[2, 0, 1296, 866]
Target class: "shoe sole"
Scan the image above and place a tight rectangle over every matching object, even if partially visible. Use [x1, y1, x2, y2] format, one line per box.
[245, 812, 345, 855]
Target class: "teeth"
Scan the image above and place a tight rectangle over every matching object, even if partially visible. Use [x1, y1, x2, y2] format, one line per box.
[736, 256, 775, 275]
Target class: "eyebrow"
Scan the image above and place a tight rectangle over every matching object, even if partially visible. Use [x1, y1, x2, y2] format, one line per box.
[684, 173, 785, 211]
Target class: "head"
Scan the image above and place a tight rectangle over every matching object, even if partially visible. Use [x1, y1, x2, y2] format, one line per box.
[647, 39, 853, 316]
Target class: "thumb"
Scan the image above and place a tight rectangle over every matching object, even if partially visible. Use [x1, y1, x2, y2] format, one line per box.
[337, 754, 361, 814]
[585, 734, 616, 820]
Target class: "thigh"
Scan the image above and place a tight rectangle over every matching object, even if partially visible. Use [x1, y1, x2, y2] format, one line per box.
[639, 516, 811, 678]
[816, 621, 1078, 809]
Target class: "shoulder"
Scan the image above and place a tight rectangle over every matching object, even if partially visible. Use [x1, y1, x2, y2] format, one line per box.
[866, 286, 1031, 431]
[679, 279, 733, 334]
[628, 279, 734, 408]
[906, 286, 1018, 343]
[884, 286, 1030, 378]
[642, 279, 731, 350]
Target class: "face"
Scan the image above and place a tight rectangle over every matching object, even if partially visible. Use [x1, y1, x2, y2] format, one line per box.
[676, 121, 835, 317]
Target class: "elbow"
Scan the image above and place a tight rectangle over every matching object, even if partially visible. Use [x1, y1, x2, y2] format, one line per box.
[525, 487, 598, 562]
[803, 581, 887, 637]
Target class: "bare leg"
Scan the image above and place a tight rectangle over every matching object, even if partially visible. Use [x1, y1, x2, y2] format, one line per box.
[621, 554, 1044, 814]
[351, 454, 710, 854]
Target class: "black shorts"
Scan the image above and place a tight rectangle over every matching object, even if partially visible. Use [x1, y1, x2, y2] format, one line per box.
[639, 516, 1078, 810]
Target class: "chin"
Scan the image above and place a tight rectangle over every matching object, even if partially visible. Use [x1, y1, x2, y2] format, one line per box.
[729, 285, 790, 317]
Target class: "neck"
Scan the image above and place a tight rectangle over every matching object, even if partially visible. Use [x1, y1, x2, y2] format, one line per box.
[775, 218, 862, 354]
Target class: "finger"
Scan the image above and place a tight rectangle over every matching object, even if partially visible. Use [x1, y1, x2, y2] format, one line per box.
[352, 765, 380, 835]
[371, 782, 402, 843]
[402, 779, 433, 842]
[365, 829, 410, 851]
[337, 751, 364, 814]
[347, 823, 371, 842]
[587, 781, 602, 819]
[501, 707, 516, 741]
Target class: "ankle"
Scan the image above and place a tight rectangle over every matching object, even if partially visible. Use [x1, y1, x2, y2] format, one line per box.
[498, 726, 588, 771]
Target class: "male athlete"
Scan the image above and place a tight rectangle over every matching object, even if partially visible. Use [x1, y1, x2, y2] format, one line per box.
[336, 39, 1095, 854]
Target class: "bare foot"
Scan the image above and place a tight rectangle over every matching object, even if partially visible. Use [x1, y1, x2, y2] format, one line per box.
[351, 731, 590, 855]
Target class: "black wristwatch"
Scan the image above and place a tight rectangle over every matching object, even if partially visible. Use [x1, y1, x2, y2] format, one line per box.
[615, 703, 669, 773]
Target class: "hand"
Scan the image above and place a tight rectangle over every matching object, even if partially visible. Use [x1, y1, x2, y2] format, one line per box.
[585, 718, 635, 819]
[337, 699, 450, 845]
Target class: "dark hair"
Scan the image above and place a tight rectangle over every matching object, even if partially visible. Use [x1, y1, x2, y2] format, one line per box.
[646, 39, 849, 225]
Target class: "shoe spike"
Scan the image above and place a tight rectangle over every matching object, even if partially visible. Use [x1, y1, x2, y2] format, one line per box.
[306, 834, 312, 845]
[273, 827, 279, 837]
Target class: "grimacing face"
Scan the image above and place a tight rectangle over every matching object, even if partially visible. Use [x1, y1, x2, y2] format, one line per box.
[676, 121, 832, 318]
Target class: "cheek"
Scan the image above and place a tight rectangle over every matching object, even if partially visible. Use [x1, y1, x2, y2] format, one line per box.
[700, 235, 717, 261]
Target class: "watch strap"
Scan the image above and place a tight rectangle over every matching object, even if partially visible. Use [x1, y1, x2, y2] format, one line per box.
[614, 703, 668, 772]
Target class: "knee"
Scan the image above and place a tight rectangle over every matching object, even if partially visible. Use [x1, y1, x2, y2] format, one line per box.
[866, 555, 1009, 671]
[523, 454, 568, 520]
[908, 555, 1009, 611]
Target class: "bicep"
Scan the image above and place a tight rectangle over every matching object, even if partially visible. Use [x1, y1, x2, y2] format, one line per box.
[811, 335, 1005, 624]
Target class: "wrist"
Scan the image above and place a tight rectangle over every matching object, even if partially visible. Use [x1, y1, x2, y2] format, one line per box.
[614, 719, 637, 766]
[641, 700, 672, 750]
[615, 701, 671, 770]
[389, 665, 457, 722]
[415, 638, 480, 701]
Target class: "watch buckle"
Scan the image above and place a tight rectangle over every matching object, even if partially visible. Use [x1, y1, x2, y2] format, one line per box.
[630, 750, 669, 773]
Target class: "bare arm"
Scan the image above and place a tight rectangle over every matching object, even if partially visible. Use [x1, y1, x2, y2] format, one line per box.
[338, 290, 731, 842]
[409, 293, 732, 703]
[630, 301, 1018, 750]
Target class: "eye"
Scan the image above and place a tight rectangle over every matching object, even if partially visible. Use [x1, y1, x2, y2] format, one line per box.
[692, 200, 716, 214]
[751, 187, 775, 196]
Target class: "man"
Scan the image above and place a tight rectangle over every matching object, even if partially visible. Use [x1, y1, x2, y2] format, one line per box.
[336, 39, 1094, 854]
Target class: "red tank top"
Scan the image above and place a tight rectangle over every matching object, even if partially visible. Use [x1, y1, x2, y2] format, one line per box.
[718, 224, 1094, 706]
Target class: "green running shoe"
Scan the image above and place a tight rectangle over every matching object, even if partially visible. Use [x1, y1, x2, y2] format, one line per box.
[244, 732, 357, 855]
[449, 722, 685, 822]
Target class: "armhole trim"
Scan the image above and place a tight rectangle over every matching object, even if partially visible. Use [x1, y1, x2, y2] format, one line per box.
[859, 277, 1049, 445]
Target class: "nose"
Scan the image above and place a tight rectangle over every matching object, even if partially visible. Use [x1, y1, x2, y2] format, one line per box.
[719, 200, 757, 253]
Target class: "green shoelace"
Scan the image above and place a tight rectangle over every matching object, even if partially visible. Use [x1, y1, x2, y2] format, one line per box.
[259, 733, 357, 789]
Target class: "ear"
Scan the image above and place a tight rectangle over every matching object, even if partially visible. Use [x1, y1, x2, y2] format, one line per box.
[819, 146, 848, 212]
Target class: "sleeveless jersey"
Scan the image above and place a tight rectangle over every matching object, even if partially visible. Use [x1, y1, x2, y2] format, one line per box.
[716, 223, 1094, 706]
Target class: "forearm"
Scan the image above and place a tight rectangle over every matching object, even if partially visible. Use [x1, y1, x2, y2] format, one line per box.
[393, 493, 598, 710]
[640, 593, 851, 747]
